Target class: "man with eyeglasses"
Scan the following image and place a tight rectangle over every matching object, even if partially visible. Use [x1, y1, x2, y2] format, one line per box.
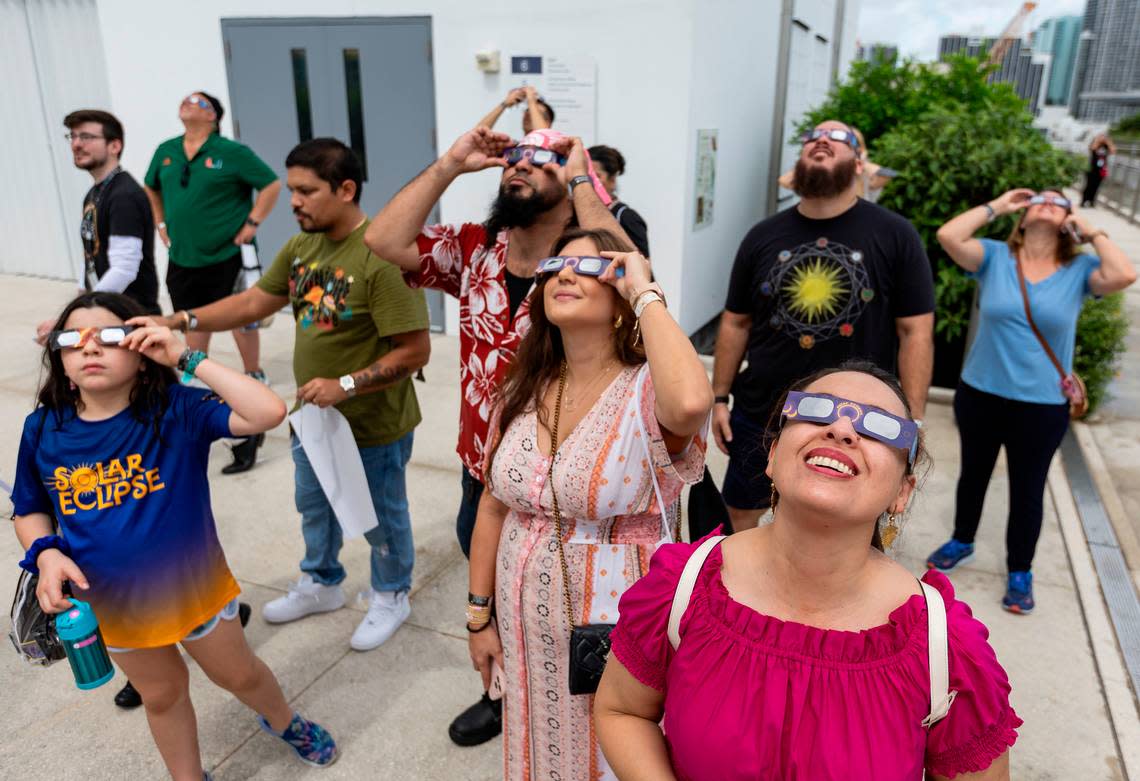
[61, 110, 159, 314]
[143, 91, 281, 475]
[711, 119, 935, 532]
[365, 125, 629, 748]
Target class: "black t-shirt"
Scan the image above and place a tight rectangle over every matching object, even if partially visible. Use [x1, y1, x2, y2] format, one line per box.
[724, 199, 934, 422]
[81, 170, 159, 313]
[504, 269, 534, 321]
[610, 201, 650, 257]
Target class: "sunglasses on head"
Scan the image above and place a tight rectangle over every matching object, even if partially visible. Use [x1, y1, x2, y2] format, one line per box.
[801, 128, 859, 151]
[1027, 194, 1072, 211]
[49, 326, 137, 351]
[535, 255, 624, 278]
[504, 146, 566, 167]
[781, 391, 918, 465]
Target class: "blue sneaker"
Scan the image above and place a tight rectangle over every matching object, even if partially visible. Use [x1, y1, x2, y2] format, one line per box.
[258, 712, 338, 767]
[926, 539, 976, 571]
[1002, 571, 1035, 614]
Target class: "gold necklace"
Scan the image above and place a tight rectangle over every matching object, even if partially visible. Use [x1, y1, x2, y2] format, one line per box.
[562, 358, 619, 412]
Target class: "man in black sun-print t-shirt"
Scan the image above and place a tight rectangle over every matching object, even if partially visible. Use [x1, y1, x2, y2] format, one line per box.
[711, 120, 934, 531]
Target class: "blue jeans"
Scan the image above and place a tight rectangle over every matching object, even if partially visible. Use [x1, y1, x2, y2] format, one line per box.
[455, 468, 484, 559]
[291, 432, 415, 593]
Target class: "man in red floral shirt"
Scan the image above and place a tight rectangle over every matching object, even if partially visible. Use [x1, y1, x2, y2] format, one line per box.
[366, 125, 629, 746]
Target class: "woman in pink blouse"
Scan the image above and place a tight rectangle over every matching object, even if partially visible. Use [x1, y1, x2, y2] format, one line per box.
[596, 363, 1019, 780]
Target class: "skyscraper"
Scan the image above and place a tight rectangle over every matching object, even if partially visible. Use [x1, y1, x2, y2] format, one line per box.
[855, 43, 899, 64]
[1070, 0, 1140, 122]
[938, 35, 1046, 114]
[1031, 15, 1082, 106]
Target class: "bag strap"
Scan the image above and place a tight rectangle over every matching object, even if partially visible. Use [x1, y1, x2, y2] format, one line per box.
[632, 364, 676, 543]
[920, 580, 958, 728]
[1014, 253, 1067, 381]
[668, 535, 726, 650]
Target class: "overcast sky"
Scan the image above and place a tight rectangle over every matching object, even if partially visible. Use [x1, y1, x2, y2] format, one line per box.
[856, 0, 1088, 61]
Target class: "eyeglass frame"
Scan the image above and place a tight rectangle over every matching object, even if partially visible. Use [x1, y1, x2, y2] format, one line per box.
[504, 145, 567, 167]
[184, 95, 213, 111]
[800, 127, 860, 152]
[1026, 194, 1072, 211]
[535, 255, 624, 278]
[780, 390, 918, 465]
[64, 132, 106, 144]
[49, 325, 138, 351]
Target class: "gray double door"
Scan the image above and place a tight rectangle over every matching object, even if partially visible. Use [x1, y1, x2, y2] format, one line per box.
[222, 16, 443, 328]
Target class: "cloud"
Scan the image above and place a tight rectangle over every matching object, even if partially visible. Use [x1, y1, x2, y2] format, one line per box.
[857, 0, 1087, 61]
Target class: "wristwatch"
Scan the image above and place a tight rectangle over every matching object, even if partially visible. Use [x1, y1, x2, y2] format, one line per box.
[568, 175, 592, 196]
[179, 310, 199, 333]
[245, 217, 260, 228]
[339, 374, 357, 398]
[714, 395, 731, 406]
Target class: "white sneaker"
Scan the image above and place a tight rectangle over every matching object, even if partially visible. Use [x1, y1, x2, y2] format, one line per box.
[262, 574, 346, 624]
[349, 590, 410, 651]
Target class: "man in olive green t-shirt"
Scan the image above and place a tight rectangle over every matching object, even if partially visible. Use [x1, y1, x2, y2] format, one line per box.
[144, 91, 281, 475]
[158, 139, 431, 652]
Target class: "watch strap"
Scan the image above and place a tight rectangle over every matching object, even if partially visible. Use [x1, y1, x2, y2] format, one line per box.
[569, 175, 592, 193]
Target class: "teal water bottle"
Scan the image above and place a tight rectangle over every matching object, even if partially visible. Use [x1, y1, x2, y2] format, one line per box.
[55, 599, 115, 690]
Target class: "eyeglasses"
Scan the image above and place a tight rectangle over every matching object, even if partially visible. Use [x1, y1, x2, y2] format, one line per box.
[535, 255, 624, 278]
[49, 326, 137, 351]
[64, 132, 106, 143]
[184, 96, 211, 110]
[800, 128, 860, 151]
[504, 146, 566, 167]
[1027, 194, 1072, 211]
[180, 162, 191, 188]
[781, 391, 918, 465]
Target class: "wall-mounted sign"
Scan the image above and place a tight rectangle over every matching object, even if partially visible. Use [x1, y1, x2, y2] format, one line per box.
[505, 54, 596, 140]
[694, 129, 718, 229]
[511, 56, 542, 75]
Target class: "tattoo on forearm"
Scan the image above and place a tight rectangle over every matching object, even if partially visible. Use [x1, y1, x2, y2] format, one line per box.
[353, 363, 410, 391]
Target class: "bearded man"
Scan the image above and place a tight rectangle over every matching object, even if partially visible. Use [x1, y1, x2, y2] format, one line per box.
[365, 125, 630, 746]
[710, 120, 935, 532]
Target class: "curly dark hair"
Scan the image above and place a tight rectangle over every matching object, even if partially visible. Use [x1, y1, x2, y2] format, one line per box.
[37, 292, 177, 436]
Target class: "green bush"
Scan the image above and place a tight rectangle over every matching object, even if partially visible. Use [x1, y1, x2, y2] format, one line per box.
[1075, 293, 1129, 413]
[799, 55, 1127, 412]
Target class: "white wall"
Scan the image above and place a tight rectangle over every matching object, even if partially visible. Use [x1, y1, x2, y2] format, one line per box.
[678, 0, 783, 334]
[0, 0, 110, 279]
[94, 0, 700, 323]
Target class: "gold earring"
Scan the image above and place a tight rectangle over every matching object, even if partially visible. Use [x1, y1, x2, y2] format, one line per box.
[613, 313, 623, 330]
[880, 511, 900, 548]
[769, 482, 778, 509]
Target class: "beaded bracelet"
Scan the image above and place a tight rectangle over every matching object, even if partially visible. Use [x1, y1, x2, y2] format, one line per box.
[19, 535, 71, 575]
[177, 348, 207, 383]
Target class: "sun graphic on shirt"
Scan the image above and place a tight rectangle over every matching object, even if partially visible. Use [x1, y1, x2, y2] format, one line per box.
[782, 258, 849, 323]
[53, 465, 99, 495]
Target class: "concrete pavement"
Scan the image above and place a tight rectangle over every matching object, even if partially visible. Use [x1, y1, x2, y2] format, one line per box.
[0, 274, 1135, 779]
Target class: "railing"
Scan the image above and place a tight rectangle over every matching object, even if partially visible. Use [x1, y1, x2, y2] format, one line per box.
[1096, 143, 1140, 225]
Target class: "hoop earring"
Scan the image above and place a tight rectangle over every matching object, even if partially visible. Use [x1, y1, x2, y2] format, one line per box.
[613, 313, 623, 330]
[880, 511, 900, 549]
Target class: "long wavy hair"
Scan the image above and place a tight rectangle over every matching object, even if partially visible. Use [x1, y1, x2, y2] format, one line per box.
[766, 360, 930, 551]
[38, 292, 177, 435]
[486, 227, 640, 484]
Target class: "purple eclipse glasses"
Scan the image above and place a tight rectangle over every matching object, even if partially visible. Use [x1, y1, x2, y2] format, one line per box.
[535, 255, 624, 278]
[781, 391, 918, 465]
[504, 146, 566, 167]
[801, 128, 859, 151]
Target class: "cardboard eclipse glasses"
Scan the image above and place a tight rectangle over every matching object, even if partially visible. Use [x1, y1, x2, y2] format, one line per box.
[535, 255, 624, 278]
[49, 326, 137, 351]
[781, 391, 919, 465]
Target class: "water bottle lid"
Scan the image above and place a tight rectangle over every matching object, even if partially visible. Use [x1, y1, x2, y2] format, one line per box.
[55, 599, 100, 640]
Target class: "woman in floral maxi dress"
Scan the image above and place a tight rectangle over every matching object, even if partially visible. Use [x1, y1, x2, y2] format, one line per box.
[467, 228, 712, 781]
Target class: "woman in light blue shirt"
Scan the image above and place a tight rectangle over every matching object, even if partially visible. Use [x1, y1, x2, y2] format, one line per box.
[926, 187, 1135, 613]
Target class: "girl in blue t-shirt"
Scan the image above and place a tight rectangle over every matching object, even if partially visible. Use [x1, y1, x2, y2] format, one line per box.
[12, 292, 338, 778]
[925, 188, 1136, 614]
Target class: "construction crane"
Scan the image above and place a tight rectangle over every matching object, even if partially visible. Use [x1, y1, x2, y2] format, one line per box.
[987, 2, 1038, 66]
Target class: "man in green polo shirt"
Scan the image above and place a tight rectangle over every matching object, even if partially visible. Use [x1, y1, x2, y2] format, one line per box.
[157, 138, 431, 652]
[144, 91, 281, 474]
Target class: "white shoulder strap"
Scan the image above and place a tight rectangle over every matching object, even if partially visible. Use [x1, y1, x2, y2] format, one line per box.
[632, 364, 672, 542]
[668, 535, 726, 650]
[920, 580, 958, 728]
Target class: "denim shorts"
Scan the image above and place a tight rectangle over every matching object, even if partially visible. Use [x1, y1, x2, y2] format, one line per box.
[107, 598, 240, 653]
